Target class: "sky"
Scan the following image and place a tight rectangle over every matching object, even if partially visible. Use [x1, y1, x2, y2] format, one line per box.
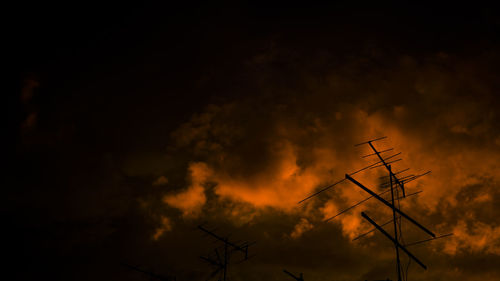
[7, 3, 500, 281]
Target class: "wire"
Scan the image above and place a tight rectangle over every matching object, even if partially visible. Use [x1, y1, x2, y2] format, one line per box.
[405, 256, 411, 281]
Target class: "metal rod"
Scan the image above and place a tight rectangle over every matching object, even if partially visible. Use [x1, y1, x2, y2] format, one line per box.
[325, 189, 392, 222]
[198, 226, 248, 254]
[361, 212, 427, 270]
[283, 269, 304, 281]
[298, 152, 402, 204]
[355, 136, 387, 146]
[326, 189, 422, 223]
[352, 219, 394, 241]
[389, 165, 402, 281]
[369, 158, 402, 169]
[298, 178, 346, 204]
[351, 191, 422, 241]
[404, 233, 454, 247]
[345, 174, 435, 238]
[379, 168, 410, 179]
[362, 148, 394, 158]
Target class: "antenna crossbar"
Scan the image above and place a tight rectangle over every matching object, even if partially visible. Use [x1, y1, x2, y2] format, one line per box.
[379, 168, 410, 179]
[355, 136, 387, 146]
[362, 148, 394, 158]
[327, 189, 422, 223]
[353, 218, 394, 241]
[369, 159, 402, 169]
[403, 233, 454, 247]
[346, 174, 435, 237]
[361, 212, 427, 270]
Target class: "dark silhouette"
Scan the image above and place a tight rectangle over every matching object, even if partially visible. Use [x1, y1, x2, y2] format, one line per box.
[298, 137, 452, 281]
[283, 269, 304, 281]
[198, 225, 253, 281]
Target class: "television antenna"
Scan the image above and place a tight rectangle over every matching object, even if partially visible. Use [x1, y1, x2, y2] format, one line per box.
[198, 225, 254, 281]
[299, 137, 452, 281]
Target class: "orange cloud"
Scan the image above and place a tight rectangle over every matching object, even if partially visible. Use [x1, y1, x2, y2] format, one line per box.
[163, 162, 211, 217]
[161, 54, 500, 261]
[152, 216, 173, 241]
[443, 220, 500, 255]
[289, 218, 314, 239]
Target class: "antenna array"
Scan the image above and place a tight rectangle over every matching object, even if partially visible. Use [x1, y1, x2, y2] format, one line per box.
[198, 225, 254, 281]
[299, 136, 452, 281]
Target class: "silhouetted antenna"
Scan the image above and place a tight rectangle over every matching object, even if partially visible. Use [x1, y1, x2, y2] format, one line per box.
[121, 263, 176, 281]
[311, 137, 451, 281]
[283, 269, 304, 281]
[198, 225, 253, 281]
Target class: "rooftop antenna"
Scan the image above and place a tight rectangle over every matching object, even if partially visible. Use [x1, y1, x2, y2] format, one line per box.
[121, 262, 176, 281]
[198, 225, 254, 281]
[299, 137, 452, 281]
[347, 137, 451, 281]
[283, 269, 304, 281]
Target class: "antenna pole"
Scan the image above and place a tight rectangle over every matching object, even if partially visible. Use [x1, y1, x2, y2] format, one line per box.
[389, 165, 402, 281]
[198, 225, 252, 281]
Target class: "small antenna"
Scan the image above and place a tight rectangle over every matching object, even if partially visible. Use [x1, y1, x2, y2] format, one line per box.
[198, 225, 253, 281]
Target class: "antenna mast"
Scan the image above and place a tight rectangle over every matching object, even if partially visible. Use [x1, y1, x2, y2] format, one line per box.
[198, 225, 253, 281]
[299, 137, 452, 281]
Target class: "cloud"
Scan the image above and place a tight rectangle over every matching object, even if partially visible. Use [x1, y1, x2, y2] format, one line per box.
[157, 45, 500, 280]
[289, 218, 314, 239]
[152, 216, 173, 240]
[152, 176, 168, 186]
[443, 220, 500, 255]
[163, 162, 210, 218]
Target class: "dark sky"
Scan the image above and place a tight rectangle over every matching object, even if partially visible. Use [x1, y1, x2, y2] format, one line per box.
[7, 3, 500, 281]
